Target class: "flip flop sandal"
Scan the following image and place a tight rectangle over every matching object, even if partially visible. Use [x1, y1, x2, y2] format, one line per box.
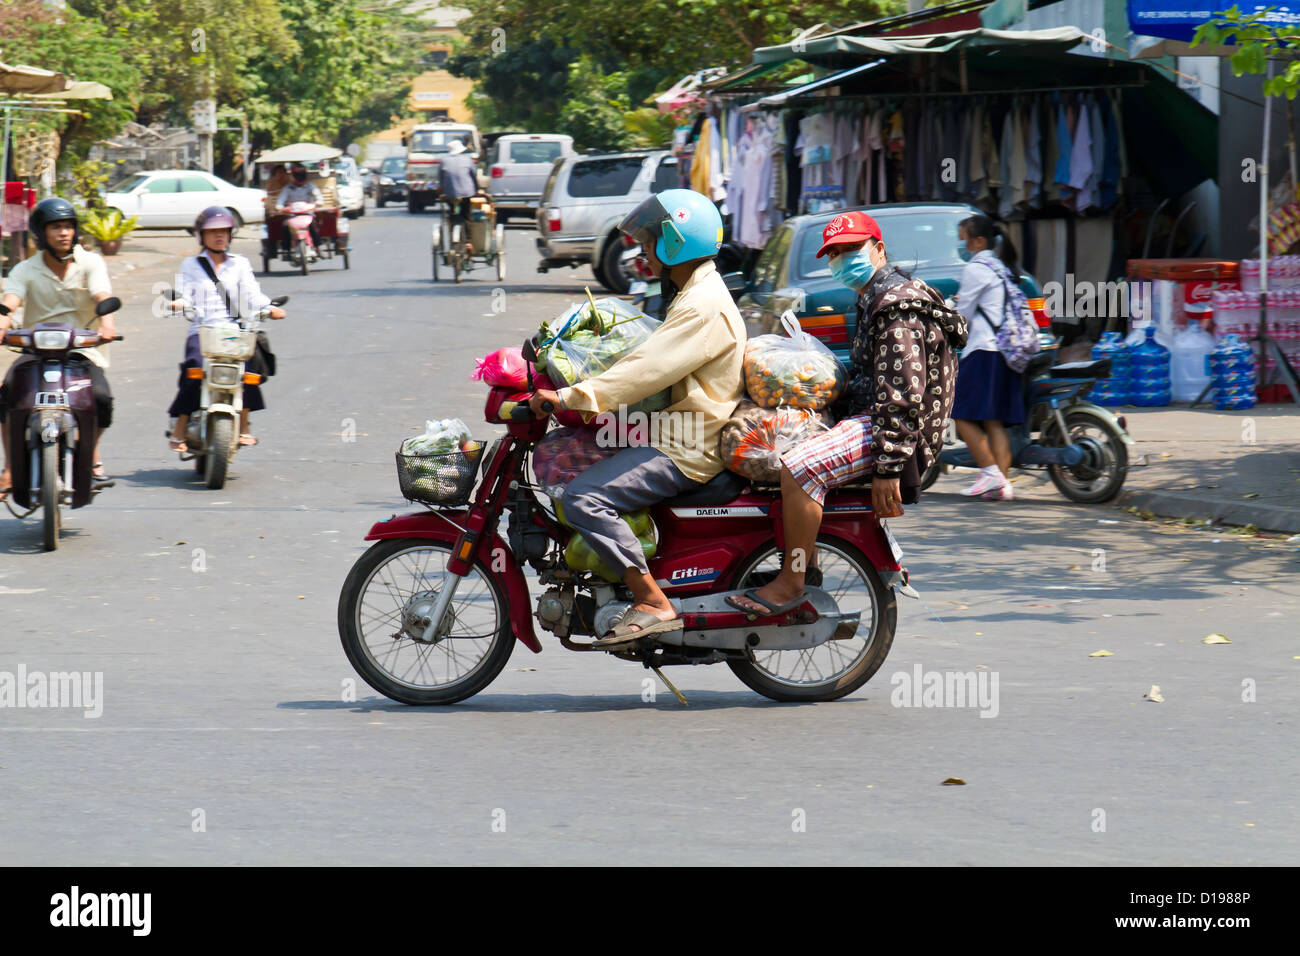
[749, 567, 823, 589]
[239, 434, 259, 446]
[725, 589, 808, 617]
[167, 437, 188, 453]
[92, 461, 110, 480]
[0, 483, 11, 503]
[593, 609, 684, 648]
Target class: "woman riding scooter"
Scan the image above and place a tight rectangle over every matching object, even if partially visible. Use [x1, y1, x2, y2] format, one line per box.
[167, 206, 283, 452]
[728, 211, 967, 616]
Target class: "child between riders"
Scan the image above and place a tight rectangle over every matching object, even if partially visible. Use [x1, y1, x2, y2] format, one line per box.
[728, 211, 967, 617]
[166, 206, 284, 451]
[527, 189, 746, 648]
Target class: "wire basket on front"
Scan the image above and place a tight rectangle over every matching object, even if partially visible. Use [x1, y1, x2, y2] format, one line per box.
[395, 443, 484, 506]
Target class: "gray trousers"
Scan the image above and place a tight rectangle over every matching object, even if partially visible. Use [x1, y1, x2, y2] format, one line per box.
[560, 446, 700, 576]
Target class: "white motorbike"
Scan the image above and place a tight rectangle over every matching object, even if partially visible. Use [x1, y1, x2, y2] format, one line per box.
[170, 294, 288, 489]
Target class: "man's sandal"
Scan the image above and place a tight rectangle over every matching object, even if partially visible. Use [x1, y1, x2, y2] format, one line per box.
[725, 590, 808, 617]
[593, 609, 683, 648]
[239, 434, 259, 446]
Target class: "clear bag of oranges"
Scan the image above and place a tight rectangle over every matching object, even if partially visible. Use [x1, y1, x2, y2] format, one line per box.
[743, 311, 846, 410]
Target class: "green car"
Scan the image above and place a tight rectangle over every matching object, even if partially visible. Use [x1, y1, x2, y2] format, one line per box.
[738, 203, 1044, 361]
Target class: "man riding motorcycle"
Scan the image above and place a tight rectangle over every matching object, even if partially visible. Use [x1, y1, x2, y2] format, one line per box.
[0, 198, 118, 501]
[276, 163, 323, 259]
[167, 206, 284, 451]
[527, 188, 747, 647]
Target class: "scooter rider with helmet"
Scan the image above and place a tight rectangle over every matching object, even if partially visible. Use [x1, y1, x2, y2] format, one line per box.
[527, 188, 747, 647]
[0, 198, 118, 501]
[166, 205, 284, 452]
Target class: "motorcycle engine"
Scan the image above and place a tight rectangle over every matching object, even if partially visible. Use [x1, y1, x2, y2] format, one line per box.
[593, 601, 632, 639]
[535, 587, 573, 636]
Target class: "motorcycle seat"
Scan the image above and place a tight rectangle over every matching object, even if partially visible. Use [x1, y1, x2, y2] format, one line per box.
[664, 469, 750, 507]
[1049, 358, 1111, 379]
[1023, 352, 1057, 377]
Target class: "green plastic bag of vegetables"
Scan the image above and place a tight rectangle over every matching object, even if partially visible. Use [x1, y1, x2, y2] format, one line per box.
[554, 504, 658, 582]
[535, 296, 664, 389]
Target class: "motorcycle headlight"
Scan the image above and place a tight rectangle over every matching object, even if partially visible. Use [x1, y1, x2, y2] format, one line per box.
[33, 329, 72, 350]
[208, 364, 240, 387]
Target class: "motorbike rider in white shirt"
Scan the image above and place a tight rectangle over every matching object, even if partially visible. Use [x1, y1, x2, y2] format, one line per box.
[166, 206, 283, 452]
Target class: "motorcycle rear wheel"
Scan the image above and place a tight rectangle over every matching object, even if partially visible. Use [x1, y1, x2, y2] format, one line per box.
[727, 535, 896, 702]
[41, 441, 60, 551]
[1043, 407, 1128, 503]
[338, 539, 515, 705]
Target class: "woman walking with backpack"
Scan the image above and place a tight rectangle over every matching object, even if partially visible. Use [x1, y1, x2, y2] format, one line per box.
[951, 215, 1027, 501]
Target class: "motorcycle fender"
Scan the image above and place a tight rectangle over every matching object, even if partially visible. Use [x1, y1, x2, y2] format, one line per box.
[207, 402, 237, 417]
[363, 512, 542, 653]
[1071, 403, 1135, 448]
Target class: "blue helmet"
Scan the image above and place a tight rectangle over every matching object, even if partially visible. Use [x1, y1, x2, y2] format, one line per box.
[618, 188, 722, 266]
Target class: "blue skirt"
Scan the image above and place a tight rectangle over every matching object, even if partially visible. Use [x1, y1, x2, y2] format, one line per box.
[951, 349, 1026, 425]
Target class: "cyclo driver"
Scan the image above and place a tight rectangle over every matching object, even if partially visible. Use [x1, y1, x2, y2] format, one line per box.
[528, 188, 746, 647]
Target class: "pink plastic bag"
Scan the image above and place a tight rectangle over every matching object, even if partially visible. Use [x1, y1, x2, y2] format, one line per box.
[471, 347, 531, 390]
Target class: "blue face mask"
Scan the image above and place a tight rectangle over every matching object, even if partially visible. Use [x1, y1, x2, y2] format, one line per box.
[828, 249, 876, 290]
[957, 244, 973, 262]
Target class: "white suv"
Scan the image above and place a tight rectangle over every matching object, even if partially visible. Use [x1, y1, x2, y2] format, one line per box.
[534, 149, 678, 294]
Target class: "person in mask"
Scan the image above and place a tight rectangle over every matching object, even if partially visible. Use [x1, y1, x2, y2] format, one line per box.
[950, 215, 1026, 501]
[728, 211, 966, 616]
[275, 163, 324, 258]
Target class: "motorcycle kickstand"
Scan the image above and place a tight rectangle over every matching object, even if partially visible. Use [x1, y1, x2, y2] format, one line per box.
[650, 665, 688, 707]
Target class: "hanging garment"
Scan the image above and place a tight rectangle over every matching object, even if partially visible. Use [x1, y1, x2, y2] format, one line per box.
[1053, 99, 1073, 189]
[1008, 102, 1029, 217]
[867, 109, 886, 205]
[1025, 98, 1043, 210]
[1099, 94, 1122, 211]
[1042, 98, 1060, 203]
[1088, 96, 1105, 207]
[690, 118, 712, 197]
[957, 104, 973, 200]
[998, 107, 1016, 219]
[968, 102, 987, 200]
[708, 116, 725, 202]
[784, 112, 802, 213]
[983, 103, 1001, 190]
[1068, 98, 1096, 212]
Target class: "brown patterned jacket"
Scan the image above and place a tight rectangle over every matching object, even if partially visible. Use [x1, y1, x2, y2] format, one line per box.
[841, 266, 968, 497]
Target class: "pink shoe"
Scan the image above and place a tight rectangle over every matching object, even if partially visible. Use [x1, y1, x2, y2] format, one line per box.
[961, 472, 1007, 497]
[982, 483, 1014, 501]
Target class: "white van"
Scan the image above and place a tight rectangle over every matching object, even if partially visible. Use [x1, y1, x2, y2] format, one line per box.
[486, 134, 574, 222]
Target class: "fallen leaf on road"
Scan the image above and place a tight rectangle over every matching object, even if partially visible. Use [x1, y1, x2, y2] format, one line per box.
[298, 596, 305, 600]
[1202, 633, 1232, 644]
[1089, 649, 1114, 657]
[1145, 685, 1164, 702]
[1205, 484, 1218, 489]
[1242, 493, 1260, 499]
[1098, 519, 1119, 524]
[1159, 453, 1174, 459]
[511, 667, 537, 672]
[941, 778, 966, 786]
[1068, 564, 1082, 570]
[174, 541, 186, 546]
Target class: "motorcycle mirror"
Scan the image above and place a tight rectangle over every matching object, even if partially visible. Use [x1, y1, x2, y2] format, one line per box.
[162, 288, 182, 301]
[520, 336, 539, 364]
[270, 296, 289, 307]
[95, 297, 122, 316]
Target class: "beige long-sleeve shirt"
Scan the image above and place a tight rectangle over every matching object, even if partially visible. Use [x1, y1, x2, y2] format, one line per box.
[556, 259, 746, 484]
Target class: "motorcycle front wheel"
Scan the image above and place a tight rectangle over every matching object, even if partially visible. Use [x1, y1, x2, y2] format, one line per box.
[338, 539, 515, 705]
[1043, 406, 1129, 503]
[727, 535, 896, 702]
[204, 414, 234, 489]
[41, 441, 60, 551]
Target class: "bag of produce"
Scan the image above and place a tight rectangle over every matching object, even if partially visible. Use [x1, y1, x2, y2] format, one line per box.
[531, 426, 621, 499]
[398, 419, 479, 495]
[562, 509, 658, 582]
[534, 294, 670, 414]
[400, 418, 473, 457]
[744, 310, 846, 410]
[470, 346, 532, 390]
[719, 401, 833, 483]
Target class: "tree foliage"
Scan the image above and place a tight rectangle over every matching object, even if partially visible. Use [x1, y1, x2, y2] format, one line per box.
[1194, 5, 1300, 99]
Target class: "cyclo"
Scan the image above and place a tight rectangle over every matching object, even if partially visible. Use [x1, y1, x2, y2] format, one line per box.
[255, 142, 352, 275]
[432, 193, 505, 283]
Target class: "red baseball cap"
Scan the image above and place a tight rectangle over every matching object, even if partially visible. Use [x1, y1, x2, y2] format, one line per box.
[815, 211, 883, 258]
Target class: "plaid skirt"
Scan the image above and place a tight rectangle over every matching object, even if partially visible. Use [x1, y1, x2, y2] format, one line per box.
[779, 413, 873, 506]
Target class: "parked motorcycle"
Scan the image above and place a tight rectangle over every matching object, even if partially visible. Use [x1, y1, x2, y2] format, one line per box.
[168, 293, 288, 489]
[921, 350, 1134, 503]
[338, 338, 915, 706]
[1, 297, 122, 550]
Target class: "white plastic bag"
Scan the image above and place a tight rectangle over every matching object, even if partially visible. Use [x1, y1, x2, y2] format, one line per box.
[743, 311, 847, 410]
[400, 418, 473, 457]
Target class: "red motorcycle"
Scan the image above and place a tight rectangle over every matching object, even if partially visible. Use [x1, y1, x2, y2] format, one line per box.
[338, 347, 912, 705]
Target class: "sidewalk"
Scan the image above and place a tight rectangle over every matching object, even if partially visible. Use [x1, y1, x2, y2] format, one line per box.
[1115, 405, 1300, 534]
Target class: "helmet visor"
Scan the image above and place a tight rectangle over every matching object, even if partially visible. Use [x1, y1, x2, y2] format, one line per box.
[617, 195, 672, 249]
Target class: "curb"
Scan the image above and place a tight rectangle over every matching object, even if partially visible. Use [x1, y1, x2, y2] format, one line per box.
[1117, 488, 1300, 534]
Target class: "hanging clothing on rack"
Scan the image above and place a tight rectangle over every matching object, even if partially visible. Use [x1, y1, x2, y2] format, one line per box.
[1068, 95, 1096, 213]
[1024, 97, 1044, 210]
[1099, 92, 1123, 211]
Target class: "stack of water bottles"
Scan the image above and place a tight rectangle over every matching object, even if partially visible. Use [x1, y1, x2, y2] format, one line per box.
[1089, 331, 1132, 405]
[1130, 325, 1171, 406]
[1205, 334, 1257, 409]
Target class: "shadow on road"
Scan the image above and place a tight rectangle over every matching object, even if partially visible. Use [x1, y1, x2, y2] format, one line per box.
[277, 690, 866, 714]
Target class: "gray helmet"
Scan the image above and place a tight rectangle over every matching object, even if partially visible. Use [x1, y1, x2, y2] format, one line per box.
[30, 197, 80, 253]
[194, 205, 237, 248]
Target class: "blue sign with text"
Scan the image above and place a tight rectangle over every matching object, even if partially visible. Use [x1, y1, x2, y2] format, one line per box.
[1128, 1, 1297, 42]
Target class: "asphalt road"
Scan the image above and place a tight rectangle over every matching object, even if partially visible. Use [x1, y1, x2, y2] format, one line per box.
[1, 204, 1297, 865]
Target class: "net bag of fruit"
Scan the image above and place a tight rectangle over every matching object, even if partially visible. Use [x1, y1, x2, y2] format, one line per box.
[534, 293, 670, 414]
[531, 426, 621, 500]
[719, 400, 833, 483]
[743, 310, 846, 410]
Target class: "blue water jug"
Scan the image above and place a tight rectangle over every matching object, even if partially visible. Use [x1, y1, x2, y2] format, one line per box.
[1130, 326, 1170, 406]
[1205, 334, 1257, 410]
[1089, 331, 1131, 405]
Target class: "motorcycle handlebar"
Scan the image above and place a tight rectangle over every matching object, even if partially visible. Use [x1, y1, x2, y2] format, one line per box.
[509, 398, 554, 421]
